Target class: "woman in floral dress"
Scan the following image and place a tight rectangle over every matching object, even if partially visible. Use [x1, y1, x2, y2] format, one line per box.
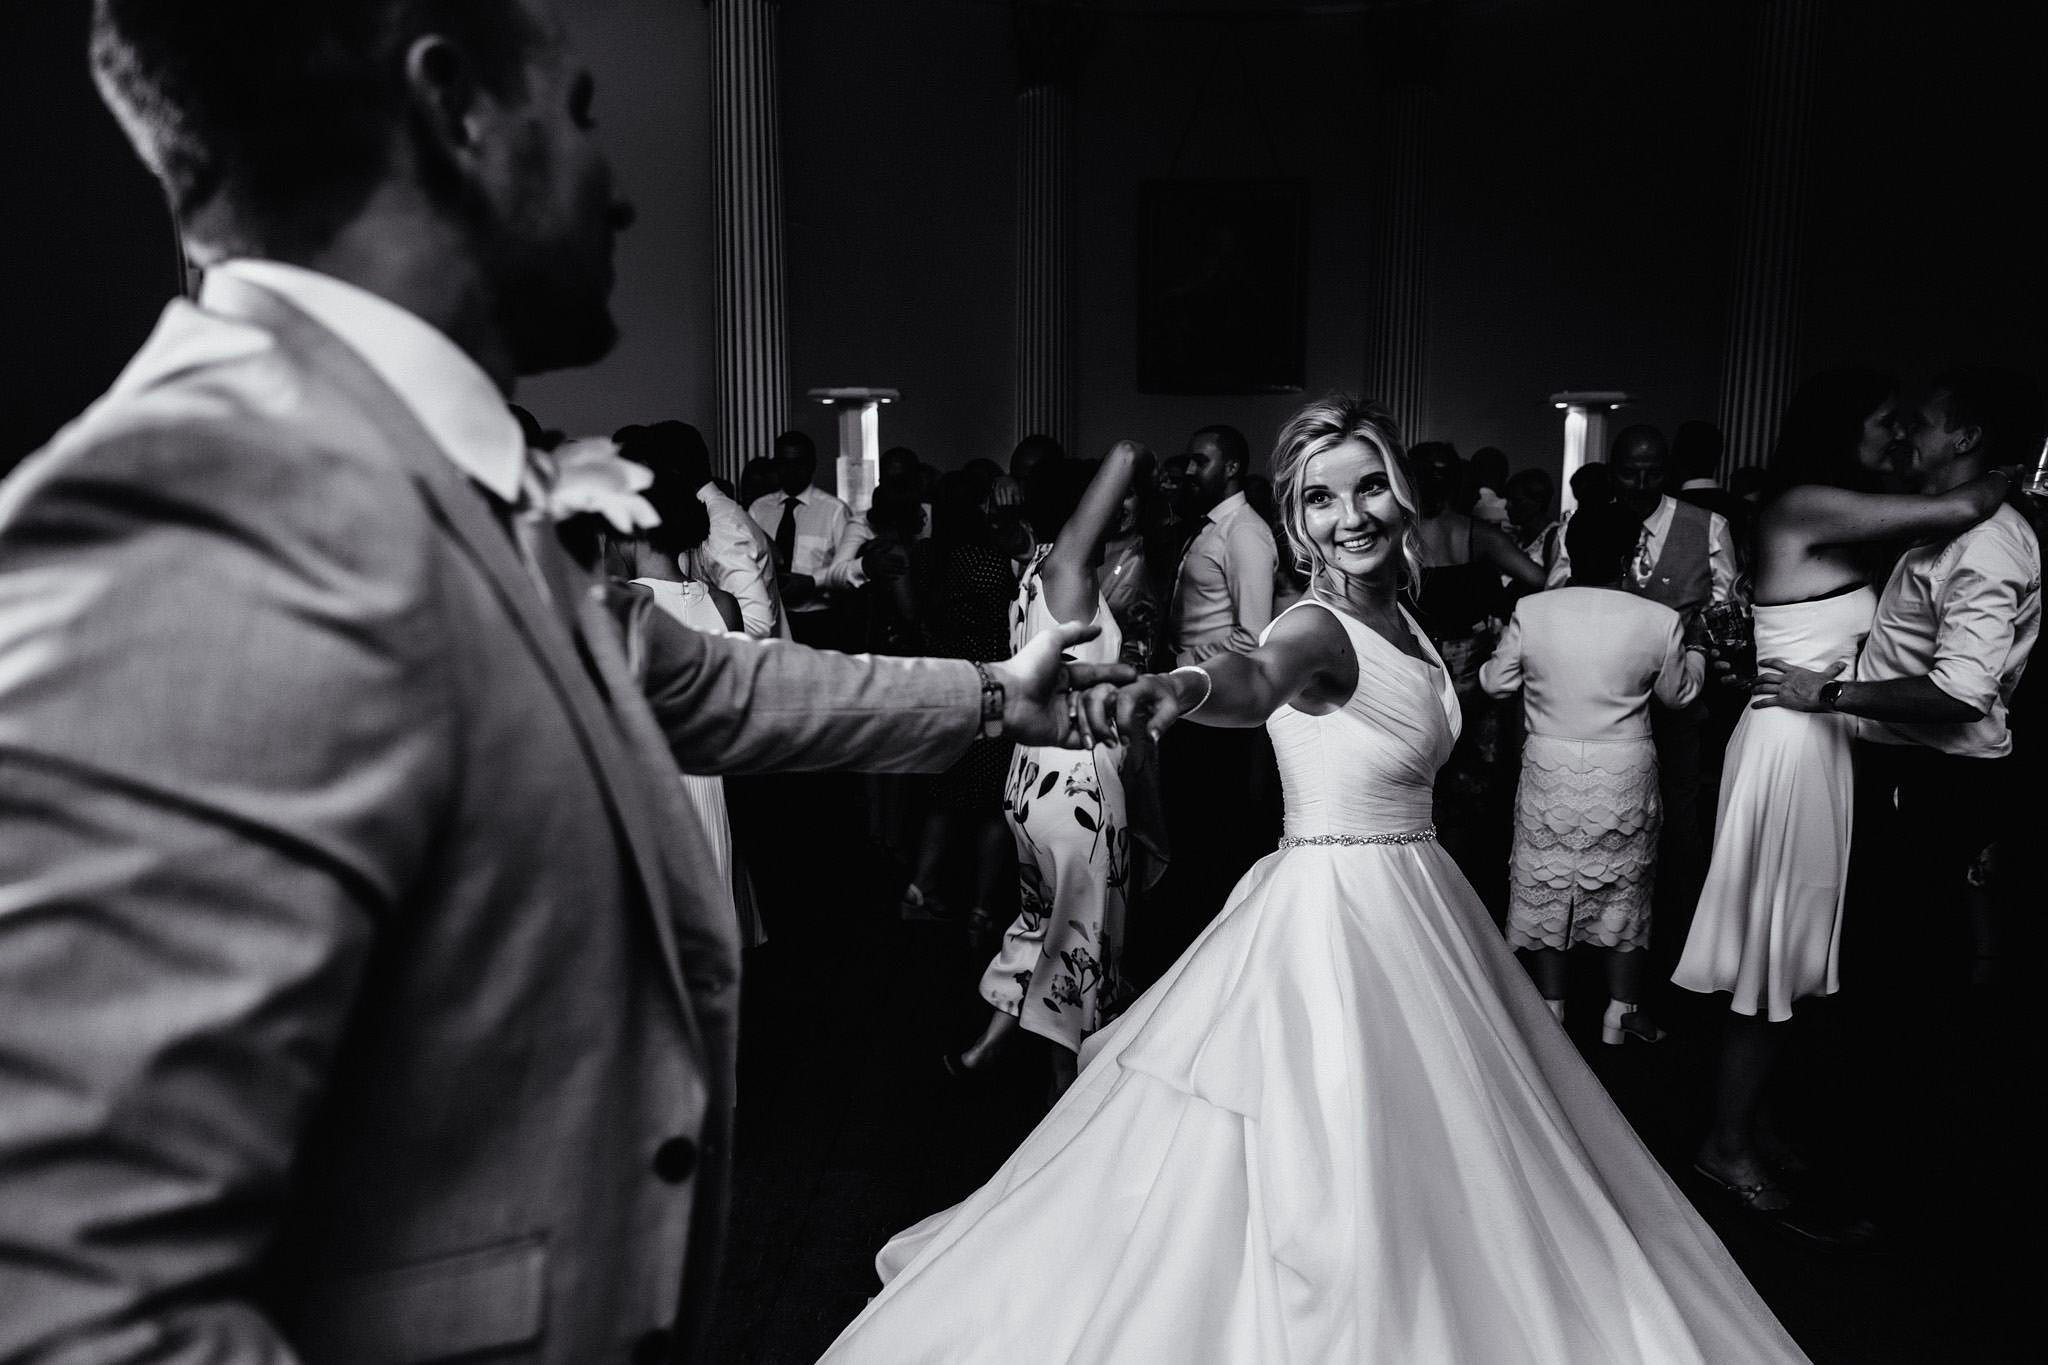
[945, 444, 1143, 1099]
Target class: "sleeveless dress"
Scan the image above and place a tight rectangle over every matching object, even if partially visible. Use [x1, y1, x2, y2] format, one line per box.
[982, 550, 1131, 1053]
[822, 597, 1807, 1364]
[1673, 586, 1877, 1020]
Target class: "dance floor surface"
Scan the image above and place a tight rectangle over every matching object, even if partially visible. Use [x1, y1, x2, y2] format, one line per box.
[708, 800, 2031, 1363]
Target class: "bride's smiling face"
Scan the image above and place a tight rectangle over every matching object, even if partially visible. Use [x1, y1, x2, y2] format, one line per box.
[1301, 438, 1406, 583]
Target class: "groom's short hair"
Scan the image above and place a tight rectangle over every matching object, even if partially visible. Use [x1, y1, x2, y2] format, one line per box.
[91, 0, 543, 253]
[1930, 366, 2045, 469]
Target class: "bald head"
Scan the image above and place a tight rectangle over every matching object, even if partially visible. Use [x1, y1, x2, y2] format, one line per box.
[1609, 424, 1668, 518]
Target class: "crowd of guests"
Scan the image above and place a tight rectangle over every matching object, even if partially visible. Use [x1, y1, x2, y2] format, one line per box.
[19, 5, 2039, 1355]
[584, 365, 2043, 1250]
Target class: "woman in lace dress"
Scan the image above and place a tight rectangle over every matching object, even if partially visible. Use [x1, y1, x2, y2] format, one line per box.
[1481, 500, 1704, 1042]
[602, 501, 764, 948]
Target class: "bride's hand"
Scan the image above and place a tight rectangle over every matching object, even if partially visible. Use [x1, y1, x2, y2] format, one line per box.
[988, 621, 1135, 746]
[1113, 672, 1199, 743]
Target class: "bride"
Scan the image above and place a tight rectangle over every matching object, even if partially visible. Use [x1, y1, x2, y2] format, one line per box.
[821, 396, 1806, 1363]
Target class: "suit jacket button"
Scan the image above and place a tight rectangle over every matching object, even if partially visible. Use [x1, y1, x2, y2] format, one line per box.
[654, 1135, 698, 1183]
[633, 1328, 675, 1365]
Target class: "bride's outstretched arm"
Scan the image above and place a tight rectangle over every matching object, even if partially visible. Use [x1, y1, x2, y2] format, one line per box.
[1090, 603, 1357, 742]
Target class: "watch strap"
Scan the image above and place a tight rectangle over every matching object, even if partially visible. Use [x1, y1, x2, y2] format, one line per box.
[973, 663, 1005, 738]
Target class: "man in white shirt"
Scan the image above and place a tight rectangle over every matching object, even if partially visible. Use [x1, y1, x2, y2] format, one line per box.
[620, 420, 789, 639]
[1754, 367, 2041, 1224]
[1136, 423, 1283, 991]
[748, 429, 870, 649]
[1165, 425, 1279, 665]
[1757, 368, 2041, 869]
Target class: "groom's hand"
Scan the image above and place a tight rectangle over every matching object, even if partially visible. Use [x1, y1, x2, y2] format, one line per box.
[987, 621, 1136, 746]
[1749, 657, 1842, 712]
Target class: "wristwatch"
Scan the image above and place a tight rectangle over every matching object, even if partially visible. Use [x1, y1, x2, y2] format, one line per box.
[1818, 680, 1846, 712]
[973, 663, 1006, 738]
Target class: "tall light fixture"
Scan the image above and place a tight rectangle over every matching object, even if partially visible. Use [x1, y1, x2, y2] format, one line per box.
[1549, 391, 1629, 512]
[806, 387, 900, 515]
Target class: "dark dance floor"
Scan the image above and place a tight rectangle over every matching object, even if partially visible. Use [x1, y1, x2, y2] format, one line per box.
[708, 803, 2033, 1363]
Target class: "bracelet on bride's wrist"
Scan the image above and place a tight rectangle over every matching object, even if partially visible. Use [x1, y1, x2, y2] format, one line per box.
[1170, 665, 1214, 715]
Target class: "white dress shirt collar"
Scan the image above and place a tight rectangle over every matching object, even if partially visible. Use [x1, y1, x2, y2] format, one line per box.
[1206, 490, 1250, 523]
[209, 259, 527, 503]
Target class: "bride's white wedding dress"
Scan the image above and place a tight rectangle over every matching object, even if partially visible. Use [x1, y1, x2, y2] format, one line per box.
[822, 598, 1806, 1363]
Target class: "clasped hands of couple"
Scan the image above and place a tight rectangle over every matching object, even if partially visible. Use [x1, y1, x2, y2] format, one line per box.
[999, 622, 1205, 749]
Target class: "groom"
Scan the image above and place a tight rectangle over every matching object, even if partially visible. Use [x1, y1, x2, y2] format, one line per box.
[0, 4, 1121, 1362]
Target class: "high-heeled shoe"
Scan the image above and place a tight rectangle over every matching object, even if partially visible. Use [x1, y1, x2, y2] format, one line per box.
[1600, 999, 1667, 1045]
[1692, 1157, 1793, 1214]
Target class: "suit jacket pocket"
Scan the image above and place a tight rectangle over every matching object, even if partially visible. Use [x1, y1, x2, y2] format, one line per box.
[291, 1232, 548, 1363]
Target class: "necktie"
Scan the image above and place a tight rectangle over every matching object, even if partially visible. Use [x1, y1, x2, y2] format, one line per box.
[775, 496, 801, 574]
[1633, 523, 1654, 584]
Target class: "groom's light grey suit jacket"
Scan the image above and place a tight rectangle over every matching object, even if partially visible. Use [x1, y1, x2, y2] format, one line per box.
[0, 275, 978, 1363]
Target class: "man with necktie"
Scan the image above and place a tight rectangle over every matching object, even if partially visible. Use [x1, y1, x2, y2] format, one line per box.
[1549, 424, 1737, 959]
[748, 430, 870, 650]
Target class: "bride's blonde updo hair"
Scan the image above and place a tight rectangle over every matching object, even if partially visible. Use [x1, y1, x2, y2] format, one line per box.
[1271, 394, 1425, 596]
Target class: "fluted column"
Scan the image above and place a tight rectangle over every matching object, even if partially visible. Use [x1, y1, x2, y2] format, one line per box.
[1715, 0, 1823, 476]
[710, 0, 790, 485]
[1364, 85, 1431, 445]
[1011, 3, 1093, 452]
[1014, 84, 1073, 450]
[1361, 4, 1446, 447]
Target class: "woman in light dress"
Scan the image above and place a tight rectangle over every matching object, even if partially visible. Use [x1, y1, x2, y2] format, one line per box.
[1481, 500, 1705, 1044]
[1673, 370, 2022, 1214]
[823, 396, 1806, 1364]
[944, 445, 1146, 1100]
[604, 498, 765, 948]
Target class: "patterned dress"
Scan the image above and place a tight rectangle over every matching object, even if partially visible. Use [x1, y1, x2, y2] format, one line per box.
[981, 548, 1131, 1052]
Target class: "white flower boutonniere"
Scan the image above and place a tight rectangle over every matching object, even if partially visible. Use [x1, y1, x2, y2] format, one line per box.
[531, 437, 662, 536]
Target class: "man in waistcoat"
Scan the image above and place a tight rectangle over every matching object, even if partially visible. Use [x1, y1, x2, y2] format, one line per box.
[1550, 425, 1737, 958]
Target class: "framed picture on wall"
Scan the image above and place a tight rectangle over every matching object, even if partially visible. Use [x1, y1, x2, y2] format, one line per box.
[1136, 178, 1308, 395]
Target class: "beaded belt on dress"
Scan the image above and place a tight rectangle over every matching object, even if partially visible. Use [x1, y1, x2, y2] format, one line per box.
[1278, 827, 1437, 849]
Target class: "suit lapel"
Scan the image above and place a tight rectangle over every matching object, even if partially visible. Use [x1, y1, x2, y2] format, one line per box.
[200, 274, 705, 1032]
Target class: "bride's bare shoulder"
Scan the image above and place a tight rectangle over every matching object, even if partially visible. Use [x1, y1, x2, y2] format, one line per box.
[1264, 600, 1358, 712]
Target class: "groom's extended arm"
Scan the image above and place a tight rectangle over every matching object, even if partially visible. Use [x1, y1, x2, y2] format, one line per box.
[633, 605, 982, 774]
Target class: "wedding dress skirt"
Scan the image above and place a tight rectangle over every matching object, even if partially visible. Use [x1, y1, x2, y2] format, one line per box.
[822, 601, 1805, 1363]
